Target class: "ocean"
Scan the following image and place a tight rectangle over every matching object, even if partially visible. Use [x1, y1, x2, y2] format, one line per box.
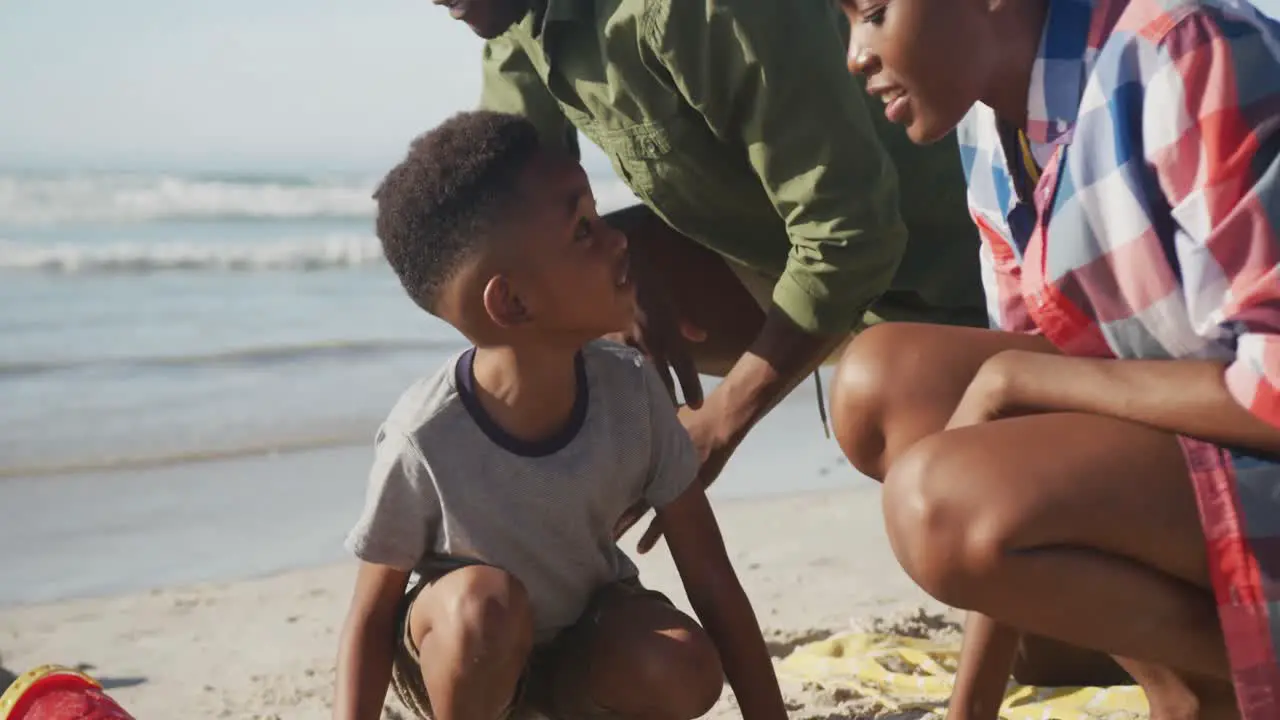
[0, 168, 856, 603]
[0, 168, 845, 478]
[0, 169, 642, 479]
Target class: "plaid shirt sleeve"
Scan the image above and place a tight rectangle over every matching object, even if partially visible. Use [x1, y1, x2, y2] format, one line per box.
[1142, 10, 1280, 429]
[956, 108, 1040, 334]
[974, 212, 1038, 333]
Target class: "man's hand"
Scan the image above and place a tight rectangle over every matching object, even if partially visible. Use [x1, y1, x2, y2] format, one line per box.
[677, 402, 740, 488]
[630, 402, 739, 553]
[612, 402, 735, 549]
[613, 498, 650, 542]
[604, 252, 707, 408]
[620, 307, 845, 553]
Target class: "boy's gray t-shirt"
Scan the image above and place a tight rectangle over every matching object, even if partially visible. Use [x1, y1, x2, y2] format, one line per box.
[344, 340, 697, 642]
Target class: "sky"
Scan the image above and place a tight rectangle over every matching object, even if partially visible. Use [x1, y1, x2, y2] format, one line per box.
[0, 0, 489, 173]
[2, 0, 1279, 174]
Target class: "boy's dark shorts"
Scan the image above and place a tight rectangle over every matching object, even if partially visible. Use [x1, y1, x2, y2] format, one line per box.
[391, 567, 672, 720]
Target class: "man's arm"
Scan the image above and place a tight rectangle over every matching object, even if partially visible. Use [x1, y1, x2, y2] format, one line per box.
[713, 308, 846, 436]
[658, 485, 789, 720]
[333, 563, 411, 720]
[479, 35, 579, 159]
[645, 0, 907, 441]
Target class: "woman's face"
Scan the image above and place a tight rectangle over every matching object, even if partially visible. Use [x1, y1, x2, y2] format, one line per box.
[841, 0, 996, 144]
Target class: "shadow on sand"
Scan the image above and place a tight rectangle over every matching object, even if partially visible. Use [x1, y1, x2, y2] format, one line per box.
[0, 657, 147, 696]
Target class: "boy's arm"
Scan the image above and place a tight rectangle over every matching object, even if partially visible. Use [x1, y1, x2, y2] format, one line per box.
[334, 562, 411, 720]
[658, 485, 788, 720]
[336, 424, 439, 719]
[633, 357, 785, 718]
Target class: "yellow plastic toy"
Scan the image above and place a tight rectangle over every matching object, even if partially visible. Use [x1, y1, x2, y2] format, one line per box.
[778, 632, 1149, 719]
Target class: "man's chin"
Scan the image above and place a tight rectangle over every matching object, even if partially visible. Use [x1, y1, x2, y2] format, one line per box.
[463, 1, 528, 39]
[467, 20, 508, 39]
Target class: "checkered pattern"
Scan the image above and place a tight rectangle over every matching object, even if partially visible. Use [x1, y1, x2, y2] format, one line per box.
[957, 0, 1280, 714]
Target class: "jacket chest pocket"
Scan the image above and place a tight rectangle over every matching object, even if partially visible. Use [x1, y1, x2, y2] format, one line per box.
[574, 119, 674, 199]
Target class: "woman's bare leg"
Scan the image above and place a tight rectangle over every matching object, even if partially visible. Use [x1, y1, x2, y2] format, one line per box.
[883, 412, 1236, 718]
[948, 615, 1019, 720]
[829, 324, 1129, 717]
[829, 323, 1057, 481]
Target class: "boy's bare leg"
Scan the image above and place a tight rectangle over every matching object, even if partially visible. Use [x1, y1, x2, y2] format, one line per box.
[548, 586, 725, 719]
[828, 324, 1216, 719]
[882, 412, 1237, 719]
[407, 565, 535, 720]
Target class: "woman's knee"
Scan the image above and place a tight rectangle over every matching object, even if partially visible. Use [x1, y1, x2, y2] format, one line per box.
[830, 323, 915, 480]
[882, 433, 1008, 608]
[831, 324, 1059, 482]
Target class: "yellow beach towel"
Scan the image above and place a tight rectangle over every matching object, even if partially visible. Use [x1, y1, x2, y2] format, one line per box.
[778, 632, 1149, 719]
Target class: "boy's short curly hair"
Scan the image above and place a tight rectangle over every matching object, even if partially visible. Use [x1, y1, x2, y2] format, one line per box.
[374, 111, 542, 314]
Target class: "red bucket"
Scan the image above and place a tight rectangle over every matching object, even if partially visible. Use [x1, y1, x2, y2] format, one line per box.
[0, 666, 134, 720]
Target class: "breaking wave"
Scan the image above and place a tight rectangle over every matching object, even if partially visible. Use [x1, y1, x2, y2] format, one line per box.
[0, 171, 376, 226]
[0, 235, 385, 274]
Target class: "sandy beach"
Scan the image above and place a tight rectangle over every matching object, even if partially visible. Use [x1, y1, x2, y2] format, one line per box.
[0, 481, 957, 719]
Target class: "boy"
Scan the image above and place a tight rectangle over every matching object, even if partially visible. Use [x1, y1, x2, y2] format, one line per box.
[332, 111, 788, 720]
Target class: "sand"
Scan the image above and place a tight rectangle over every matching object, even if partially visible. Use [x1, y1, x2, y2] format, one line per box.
[0, 486, 958, 719]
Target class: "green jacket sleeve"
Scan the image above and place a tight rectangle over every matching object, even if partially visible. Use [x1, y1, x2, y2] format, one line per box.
[643, 0, 907, 334]
[479, 35, 580, 160]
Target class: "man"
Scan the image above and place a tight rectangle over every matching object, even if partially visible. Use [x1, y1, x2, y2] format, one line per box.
[435, 0, 986, 541]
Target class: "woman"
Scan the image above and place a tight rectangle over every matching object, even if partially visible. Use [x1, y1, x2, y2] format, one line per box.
[827, 0, 1280, 718]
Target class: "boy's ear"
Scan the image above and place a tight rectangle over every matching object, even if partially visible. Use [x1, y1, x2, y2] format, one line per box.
[482, 275, 530, 328]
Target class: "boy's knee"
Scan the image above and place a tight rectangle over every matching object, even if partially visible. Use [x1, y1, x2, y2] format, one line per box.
[882, 436, 1004, 608]
[830, 324, 908, 479]
[430, 566, 535, 665]
[632, 626, 724, 718]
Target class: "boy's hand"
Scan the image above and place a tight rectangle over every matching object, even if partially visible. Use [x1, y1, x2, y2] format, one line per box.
[659, 485, 789, 720]
[334, 563, 411, 720]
